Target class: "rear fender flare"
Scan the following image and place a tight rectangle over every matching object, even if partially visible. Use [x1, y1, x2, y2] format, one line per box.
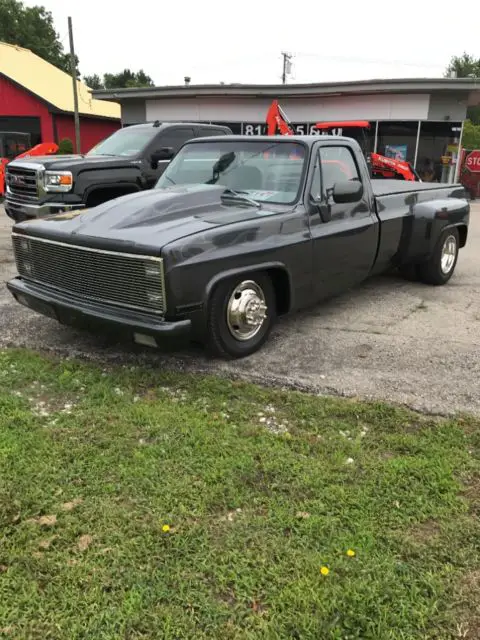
[398, 198, 469, 264]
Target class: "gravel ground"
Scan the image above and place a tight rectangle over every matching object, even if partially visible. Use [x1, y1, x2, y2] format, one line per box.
[1, 201, 479, 416]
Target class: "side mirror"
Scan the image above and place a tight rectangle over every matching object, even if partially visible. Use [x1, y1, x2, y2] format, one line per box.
[332, 180, 363, 204]
[151, 147, 174, 166]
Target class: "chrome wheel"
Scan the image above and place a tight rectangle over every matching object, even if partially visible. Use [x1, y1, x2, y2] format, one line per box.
[226, 280, 268, 341]
[440, 234, 457, 274]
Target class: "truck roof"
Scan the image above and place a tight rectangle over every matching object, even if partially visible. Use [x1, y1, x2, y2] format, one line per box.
[126, 122, 232, 131]
[185, 134, 358, 146]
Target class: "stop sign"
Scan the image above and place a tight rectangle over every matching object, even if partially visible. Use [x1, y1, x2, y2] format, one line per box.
[465, 150, 480, 172]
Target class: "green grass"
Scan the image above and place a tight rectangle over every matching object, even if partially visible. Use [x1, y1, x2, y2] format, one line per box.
[0, 348, 479, 640]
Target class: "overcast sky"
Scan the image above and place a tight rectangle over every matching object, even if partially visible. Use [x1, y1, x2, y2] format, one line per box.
[26, 0, 480, 86]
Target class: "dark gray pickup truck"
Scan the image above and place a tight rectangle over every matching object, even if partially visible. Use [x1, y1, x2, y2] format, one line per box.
[7, 135, 470, 358]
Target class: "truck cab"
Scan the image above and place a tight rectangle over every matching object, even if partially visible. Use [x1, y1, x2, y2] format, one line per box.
[4, 121, 232, 222]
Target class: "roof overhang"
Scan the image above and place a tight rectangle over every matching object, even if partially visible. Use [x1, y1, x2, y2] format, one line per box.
[93, 77, 480, 104]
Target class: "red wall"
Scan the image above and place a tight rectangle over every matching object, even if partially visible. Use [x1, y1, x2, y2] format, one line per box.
[0, 74, 53, 141]
[0, 74, 120, 154]
[55, 114, 120, 154]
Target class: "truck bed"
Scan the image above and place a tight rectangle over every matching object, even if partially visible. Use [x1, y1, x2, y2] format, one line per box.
[371, 179, 465, 198]
[370, 178, 469, 277]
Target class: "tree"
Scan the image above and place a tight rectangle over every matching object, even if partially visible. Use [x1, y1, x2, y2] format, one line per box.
[102, 69, 154, 89]
[462, 120, 480, 150]
[444, 52, 480, 78]
[83, 74, 103, 90]
[444, 53, 480, 124]
[0, 0, 79, 74]
[57, 138, 74, 155]
[83, 69, 154, 90]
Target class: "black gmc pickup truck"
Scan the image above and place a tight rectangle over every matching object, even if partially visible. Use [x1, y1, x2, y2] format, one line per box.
[3, 121, 232, 222]
[7, 135, 470, 358]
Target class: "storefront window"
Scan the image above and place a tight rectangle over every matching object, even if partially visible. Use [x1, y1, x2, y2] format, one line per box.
[376, 121, 419, 165]
[415, 121, 462, 183]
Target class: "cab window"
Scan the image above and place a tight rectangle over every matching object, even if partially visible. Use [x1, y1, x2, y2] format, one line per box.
[198, 128, 225, 137]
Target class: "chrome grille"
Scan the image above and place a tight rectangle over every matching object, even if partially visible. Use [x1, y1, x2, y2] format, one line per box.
[6, 165, 39, 202]
[12, 233, 166, 315]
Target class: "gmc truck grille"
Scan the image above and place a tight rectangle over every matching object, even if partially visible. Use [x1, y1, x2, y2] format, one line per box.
[12, 234, 166, 316]
[6, 166, 39, 202]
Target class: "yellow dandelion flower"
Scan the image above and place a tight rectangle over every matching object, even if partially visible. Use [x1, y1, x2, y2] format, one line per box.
[320, 566, 330, 576]
[162, 524, 171, 533]
[346, 549, 356, 557]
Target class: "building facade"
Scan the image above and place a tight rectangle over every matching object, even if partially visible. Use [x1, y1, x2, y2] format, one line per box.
[94, 78, 480, 183]
[0, 41, 121, 155]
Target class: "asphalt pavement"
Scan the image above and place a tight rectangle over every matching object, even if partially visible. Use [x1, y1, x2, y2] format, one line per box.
[1, 201, 479, 416]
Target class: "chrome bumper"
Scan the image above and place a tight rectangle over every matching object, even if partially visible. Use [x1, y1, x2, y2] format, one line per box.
[5, 197, 84, 221]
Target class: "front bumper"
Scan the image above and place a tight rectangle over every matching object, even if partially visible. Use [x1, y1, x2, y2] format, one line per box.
[7, 277, 192, 346]
[5, 197, 85, 222]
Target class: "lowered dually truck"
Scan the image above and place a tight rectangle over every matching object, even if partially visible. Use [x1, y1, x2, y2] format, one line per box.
[7, 135, 470, 358]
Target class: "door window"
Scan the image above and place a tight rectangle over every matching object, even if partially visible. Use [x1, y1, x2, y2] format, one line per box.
[319, 146, 360, 196]
[158, 128, 195, 152]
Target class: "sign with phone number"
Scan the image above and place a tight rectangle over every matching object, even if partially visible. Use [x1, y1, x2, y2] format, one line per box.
[240, 123, 345, 136]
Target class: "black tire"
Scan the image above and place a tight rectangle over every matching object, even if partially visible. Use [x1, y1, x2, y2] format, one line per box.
[417, 227, 459, 286]
[207, 272, 276, 359]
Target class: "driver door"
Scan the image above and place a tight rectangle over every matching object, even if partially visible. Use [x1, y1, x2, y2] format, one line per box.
[308, 143, 378, 300]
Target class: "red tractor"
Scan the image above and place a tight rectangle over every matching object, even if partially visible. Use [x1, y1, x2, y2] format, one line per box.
[266, 100, 420, 181]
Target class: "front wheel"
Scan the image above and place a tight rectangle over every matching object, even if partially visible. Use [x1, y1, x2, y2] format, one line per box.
[417, 227, 459, 285]
[207, 273, 276, 358]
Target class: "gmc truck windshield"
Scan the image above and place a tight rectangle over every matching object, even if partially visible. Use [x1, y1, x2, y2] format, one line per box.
[156, 141, 307, 204]
[87, 128, 159, 157]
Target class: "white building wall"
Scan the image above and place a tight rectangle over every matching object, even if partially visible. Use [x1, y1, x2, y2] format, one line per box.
[145, 93, 430, 123]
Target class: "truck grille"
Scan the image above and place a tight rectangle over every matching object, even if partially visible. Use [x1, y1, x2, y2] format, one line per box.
[6, 166, 39, 202]
[12, 234, 166, 315]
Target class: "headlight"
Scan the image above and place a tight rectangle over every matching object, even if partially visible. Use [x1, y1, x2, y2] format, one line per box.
[144, 260, 164, 307]
[144, 262, 162, 279]
[18, 237, 31, 253]
[44, 171, 73, 192]
[22, 260, 33, 276]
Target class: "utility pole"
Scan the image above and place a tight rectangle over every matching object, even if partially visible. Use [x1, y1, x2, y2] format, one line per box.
[68, 17, 81, 154]
[281, 52, 292, 84]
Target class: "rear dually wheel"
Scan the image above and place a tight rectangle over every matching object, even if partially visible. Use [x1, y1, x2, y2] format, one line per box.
[417, 227, 460, 285]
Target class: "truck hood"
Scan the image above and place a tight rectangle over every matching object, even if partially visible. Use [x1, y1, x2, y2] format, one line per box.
[15, 184, 283, 253]
[9, 154, 138, 172]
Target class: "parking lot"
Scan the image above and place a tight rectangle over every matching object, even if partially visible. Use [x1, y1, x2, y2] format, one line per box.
[1, 202, 479, 416]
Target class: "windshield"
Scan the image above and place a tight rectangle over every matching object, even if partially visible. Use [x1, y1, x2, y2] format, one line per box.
[155, 140, 307, 204]
[87, 126, 159, 157]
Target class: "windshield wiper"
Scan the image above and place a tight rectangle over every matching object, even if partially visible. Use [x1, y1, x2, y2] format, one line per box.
[221, 188, 261, 208]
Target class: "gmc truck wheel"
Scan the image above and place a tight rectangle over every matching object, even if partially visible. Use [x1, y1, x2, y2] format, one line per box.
[417, 227, 459, 286]
[207, 273, 276, 358]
